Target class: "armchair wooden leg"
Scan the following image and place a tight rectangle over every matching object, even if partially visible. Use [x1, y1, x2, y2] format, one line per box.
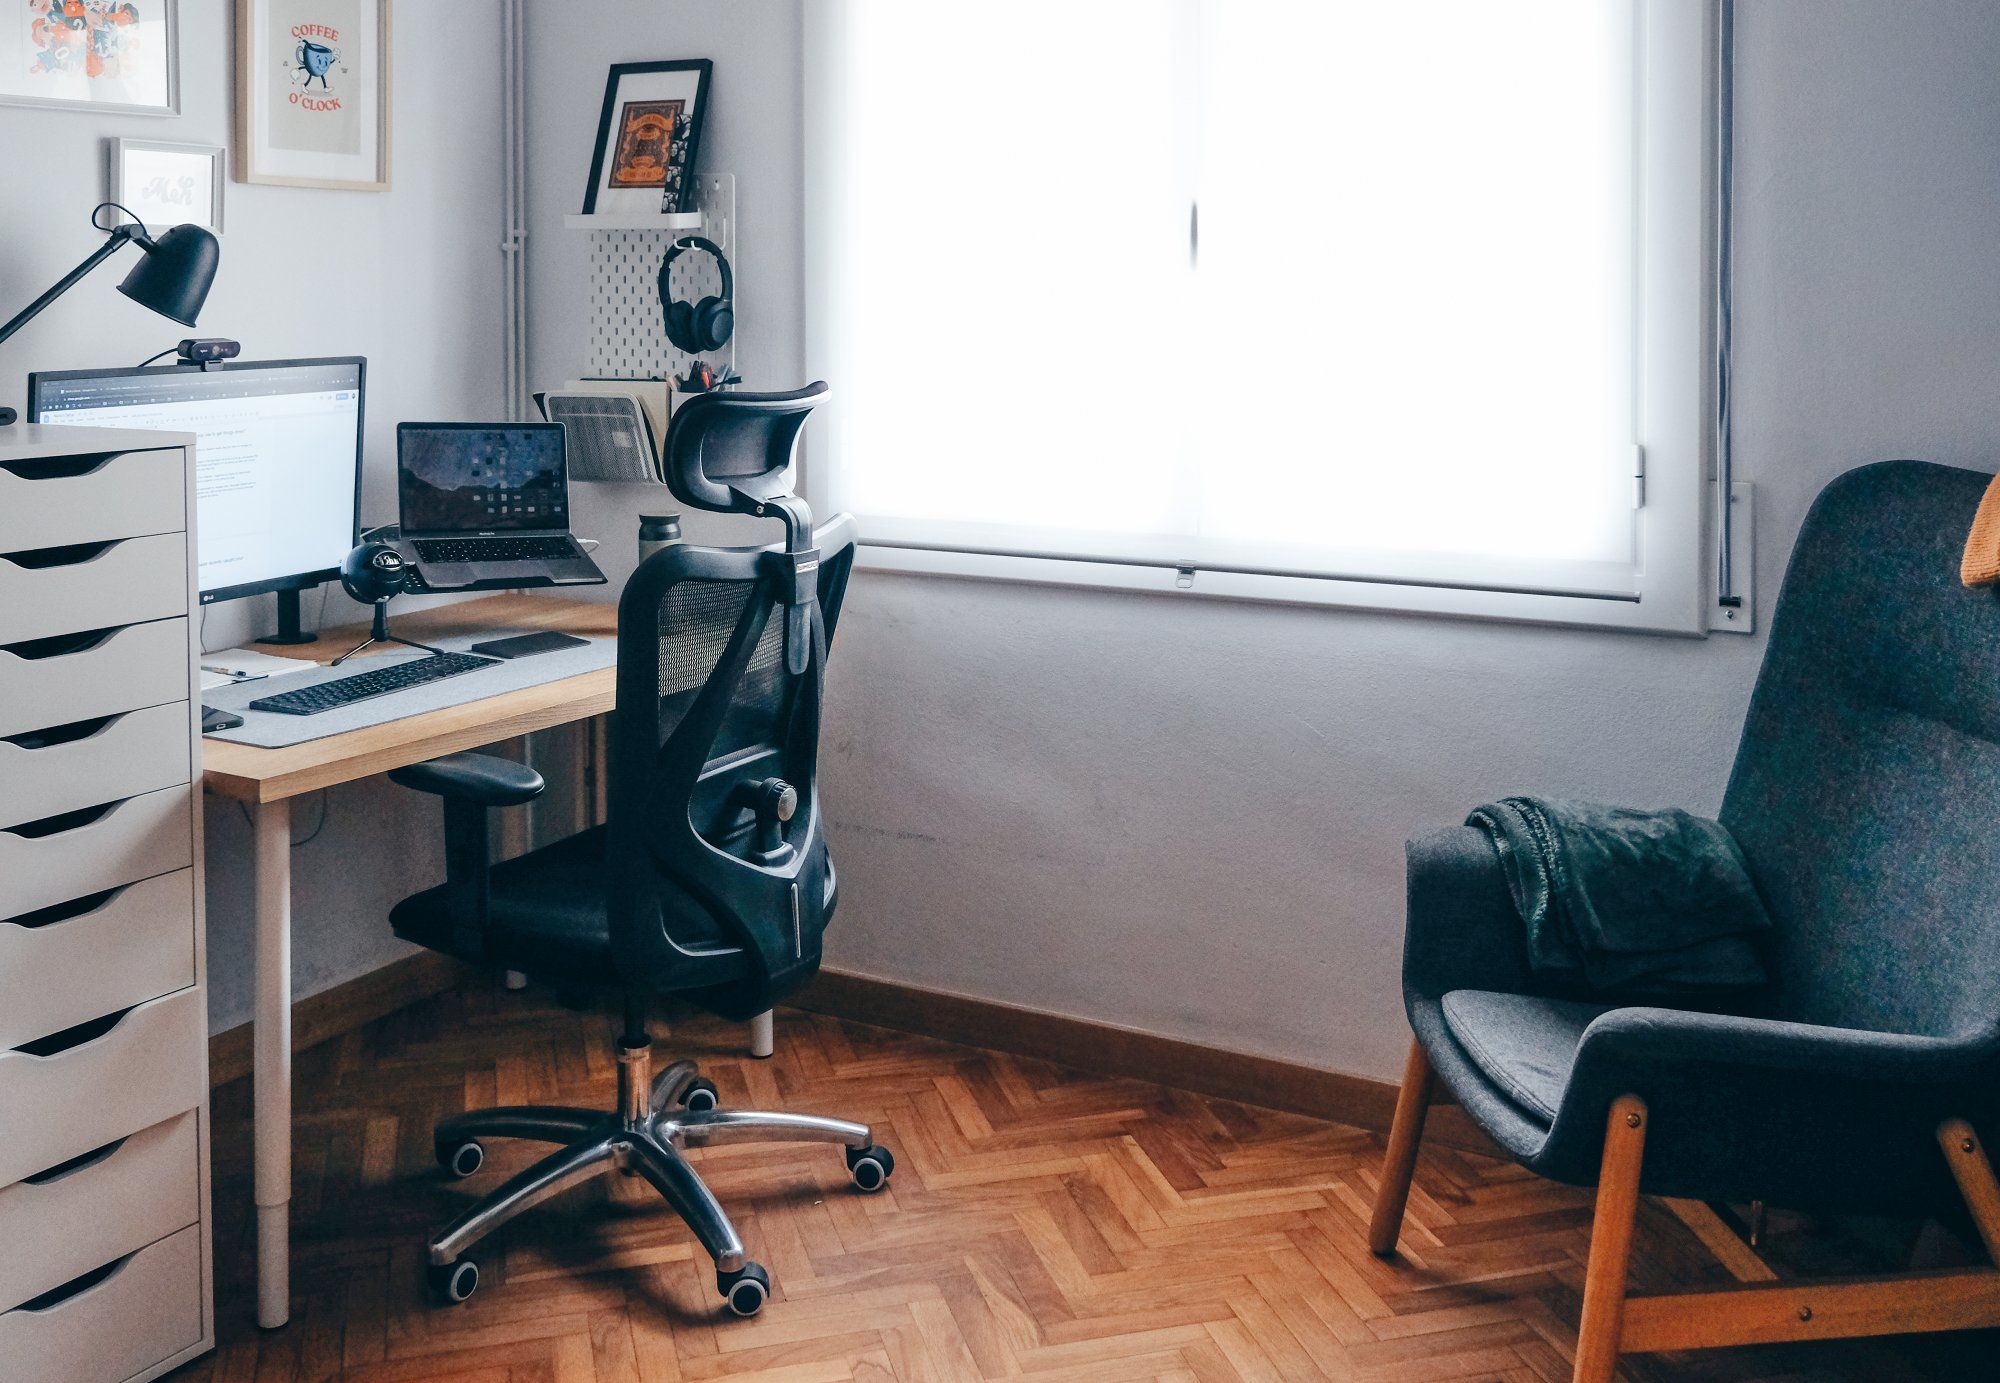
[1940, 1118, 2000, 1264]
[1574, 1095, 1648, 1383]
[1368, 1038, 1436, 1255]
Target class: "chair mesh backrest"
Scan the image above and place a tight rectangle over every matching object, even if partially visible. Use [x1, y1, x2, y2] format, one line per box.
[657, 578, 788, 759]
[1720, 461, 2000, 1039]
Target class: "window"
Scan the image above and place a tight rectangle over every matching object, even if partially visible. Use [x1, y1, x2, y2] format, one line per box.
[804, 2, 1715, 632]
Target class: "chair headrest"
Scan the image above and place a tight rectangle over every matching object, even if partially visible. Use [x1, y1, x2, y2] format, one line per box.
[663, 382, 829, 515]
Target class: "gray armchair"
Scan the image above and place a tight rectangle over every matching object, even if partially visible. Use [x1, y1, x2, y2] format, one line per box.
[1369, 461, 2000, 1382]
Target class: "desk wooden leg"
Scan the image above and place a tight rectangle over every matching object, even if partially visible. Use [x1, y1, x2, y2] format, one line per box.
[749, 1010, 774, 1059]
[253, 798, 293, 1330]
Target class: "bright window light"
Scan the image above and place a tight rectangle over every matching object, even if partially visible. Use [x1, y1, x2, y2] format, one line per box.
[807, 2, 1712, 628]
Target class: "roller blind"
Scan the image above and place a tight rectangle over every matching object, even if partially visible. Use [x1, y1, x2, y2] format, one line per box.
[807, 2, 1705, 613]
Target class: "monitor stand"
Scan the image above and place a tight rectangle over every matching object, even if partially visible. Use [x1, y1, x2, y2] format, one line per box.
[258, 589, 318, 646]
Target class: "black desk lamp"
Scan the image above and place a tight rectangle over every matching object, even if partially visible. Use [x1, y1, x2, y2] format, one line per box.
[0, 203, 221, 425]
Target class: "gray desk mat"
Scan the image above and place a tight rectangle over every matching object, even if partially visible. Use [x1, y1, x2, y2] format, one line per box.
[202, 630, 616, 747]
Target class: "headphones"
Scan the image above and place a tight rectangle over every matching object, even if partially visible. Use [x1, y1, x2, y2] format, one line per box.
[659, 236, 735, 355]
[340, 540, 410, 605]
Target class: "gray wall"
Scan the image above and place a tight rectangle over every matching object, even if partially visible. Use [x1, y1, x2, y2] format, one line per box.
[0, 3, 508, 1033]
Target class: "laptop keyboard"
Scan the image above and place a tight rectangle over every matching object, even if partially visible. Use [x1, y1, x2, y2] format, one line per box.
[414, 535, 579, 564]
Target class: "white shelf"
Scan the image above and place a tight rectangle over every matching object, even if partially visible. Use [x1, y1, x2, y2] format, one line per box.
[564, 209, 702, 231]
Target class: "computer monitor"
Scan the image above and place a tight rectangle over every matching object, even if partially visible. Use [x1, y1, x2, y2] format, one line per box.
[28, 358, 364, 624]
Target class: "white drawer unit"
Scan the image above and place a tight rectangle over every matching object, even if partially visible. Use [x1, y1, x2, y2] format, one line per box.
[0, 532, 189, 646]
[0, 703, 193, 831]
[0, 1224, 204, 1383]
[0, 426, 212, 1382]
[0, 785, 194, 922]
[0, 870, 197, 1051]
[0, 1111, 200, 1315]
[0, 619, 190, 739]
[0, 449, 185, 553]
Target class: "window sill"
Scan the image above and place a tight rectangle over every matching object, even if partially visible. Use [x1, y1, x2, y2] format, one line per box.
[854, 542, 1712, 637]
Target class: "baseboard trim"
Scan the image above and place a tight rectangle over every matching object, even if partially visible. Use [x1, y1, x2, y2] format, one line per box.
[795, 968, 1498, 1155]
[205, 954, 1495, 1155]
[208, 952, 468, 1088]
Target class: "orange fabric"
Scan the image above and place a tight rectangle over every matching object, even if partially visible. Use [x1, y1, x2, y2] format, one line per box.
[1962, 471, 2000, 588]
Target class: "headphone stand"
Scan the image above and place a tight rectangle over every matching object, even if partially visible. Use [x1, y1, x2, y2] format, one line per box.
[330, 601, 446, 667]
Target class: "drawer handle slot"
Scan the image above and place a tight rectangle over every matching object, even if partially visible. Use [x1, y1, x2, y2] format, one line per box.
[21, 1135, 130, 1186]
[13, 1251, 136, 1313]
[1, 886, 123, 932]
[1, 539, 119, 570]
[3, 713, 120, 750]
[0, 625, 120, 661]
[11, 1005, 133, 1058]
[3, 799, 119, 839]
[0, 454, 116, 481]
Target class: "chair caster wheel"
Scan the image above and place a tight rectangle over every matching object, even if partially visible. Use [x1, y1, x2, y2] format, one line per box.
[718, 1261, 770, 1317]
[681, 1078, 720, 1113]
[845, 1143, 894, 1193]
[436, 1139, 484, 1179]
[429, 1258, 479, 1305]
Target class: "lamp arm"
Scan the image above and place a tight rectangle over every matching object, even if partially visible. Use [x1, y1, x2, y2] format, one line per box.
[0, 224, 143, 348]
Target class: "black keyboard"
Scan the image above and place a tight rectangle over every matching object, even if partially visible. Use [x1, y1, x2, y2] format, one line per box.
[414, 535, 577, 564]
[248, 652, 500, 716]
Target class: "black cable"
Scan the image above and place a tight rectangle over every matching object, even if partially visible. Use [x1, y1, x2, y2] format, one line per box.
[90, 201, 149, 236]
[234, 789, 329, 847]
[134, 346, 177, 368]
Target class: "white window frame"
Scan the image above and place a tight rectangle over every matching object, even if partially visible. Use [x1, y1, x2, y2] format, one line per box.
[802, 2, 1720, 635]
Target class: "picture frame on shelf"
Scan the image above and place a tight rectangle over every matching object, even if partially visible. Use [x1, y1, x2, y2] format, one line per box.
[582, 59, 711, 217]
[0, 0, 180, 115]
[112, 138, 224, 233]
[235, 0, 391, 191]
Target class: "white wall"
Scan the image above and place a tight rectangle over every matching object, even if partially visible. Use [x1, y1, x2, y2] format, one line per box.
[810, 0, 2000, 1082]
[0, 3, 509, 1032]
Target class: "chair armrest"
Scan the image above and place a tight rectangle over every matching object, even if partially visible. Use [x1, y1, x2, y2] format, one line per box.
[1574, 1007, 1988, 1086]
[388, 751, 545, 807]
[1402, 826, 1539, 1000]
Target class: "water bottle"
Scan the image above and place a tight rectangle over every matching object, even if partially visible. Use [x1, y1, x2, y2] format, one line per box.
[638, 513, 683, 564]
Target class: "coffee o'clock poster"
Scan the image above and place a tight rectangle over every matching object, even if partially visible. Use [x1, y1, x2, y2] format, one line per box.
[236, 0, 389, 190]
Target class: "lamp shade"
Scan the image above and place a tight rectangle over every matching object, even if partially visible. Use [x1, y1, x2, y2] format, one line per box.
[118, 223, 220, 326]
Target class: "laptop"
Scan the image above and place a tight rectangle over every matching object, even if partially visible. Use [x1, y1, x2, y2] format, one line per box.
[394, 422, 607, 591]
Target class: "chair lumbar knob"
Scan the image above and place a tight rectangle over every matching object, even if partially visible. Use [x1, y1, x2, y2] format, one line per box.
[846, 1144, 895, 1193]
[719, 1262, 770, 1317]
[681, 1078, 720, 1113]
[436, 1139, 485, 1179]
[428, 1259, 480, 1305]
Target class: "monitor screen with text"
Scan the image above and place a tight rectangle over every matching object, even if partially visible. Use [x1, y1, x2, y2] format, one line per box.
[30, 359, 364, 601]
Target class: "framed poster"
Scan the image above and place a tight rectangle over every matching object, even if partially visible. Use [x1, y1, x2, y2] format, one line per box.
[235, 0, 390, 191]
[112, 138, 224, 232]
[582, 60, 711, 216]
[0, 0, 179, 114]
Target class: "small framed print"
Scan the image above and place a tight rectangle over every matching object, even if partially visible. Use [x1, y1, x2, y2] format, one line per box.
[113, 138, 223, 233]
[0, 0, 180, 114]
[236, 0, 391, 191]
[583, 60, 711, 216]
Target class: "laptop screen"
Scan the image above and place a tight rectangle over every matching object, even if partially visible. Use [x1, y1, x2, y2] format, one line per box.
[398, 423, 571, 534]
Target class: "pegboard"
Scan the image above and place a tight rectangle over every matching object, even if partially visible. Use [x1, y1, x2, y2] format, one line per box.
[585, 172, 737, 381]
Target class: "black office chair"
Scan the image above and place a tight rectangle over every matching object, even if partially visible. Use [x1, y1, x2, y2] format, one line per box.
[384, 382, 888, 1317]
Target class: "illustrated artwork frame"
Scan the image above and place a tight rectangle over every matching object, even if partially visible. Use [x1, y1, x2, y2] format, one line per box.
[112, 138, 224, 233]
[235, 0, 391, 191]
[0, 0, 180, 115]
[582, 59, 711, 216]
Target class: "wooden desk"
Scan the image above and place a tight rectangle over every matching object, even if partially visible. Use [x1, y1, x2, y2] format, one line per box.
[201, 593, 614, 1329]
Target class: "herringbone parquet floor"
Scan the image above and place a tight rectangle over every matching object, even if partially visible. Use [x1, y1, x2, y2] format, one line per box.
[170, 983, 1992, 1381]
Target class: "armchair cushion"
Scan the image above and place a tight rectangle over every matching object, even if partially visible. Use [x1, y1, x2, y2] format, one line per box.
[1440, 990, 1618, 1123]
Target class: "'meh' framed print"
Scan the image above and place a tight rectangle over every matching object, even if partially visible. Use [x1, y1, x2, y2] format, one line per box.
[583, 59, 711, 217]
[0, 0, 179, 114]
[236, 0, 391, 191]
[113, 137, 224, 232]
